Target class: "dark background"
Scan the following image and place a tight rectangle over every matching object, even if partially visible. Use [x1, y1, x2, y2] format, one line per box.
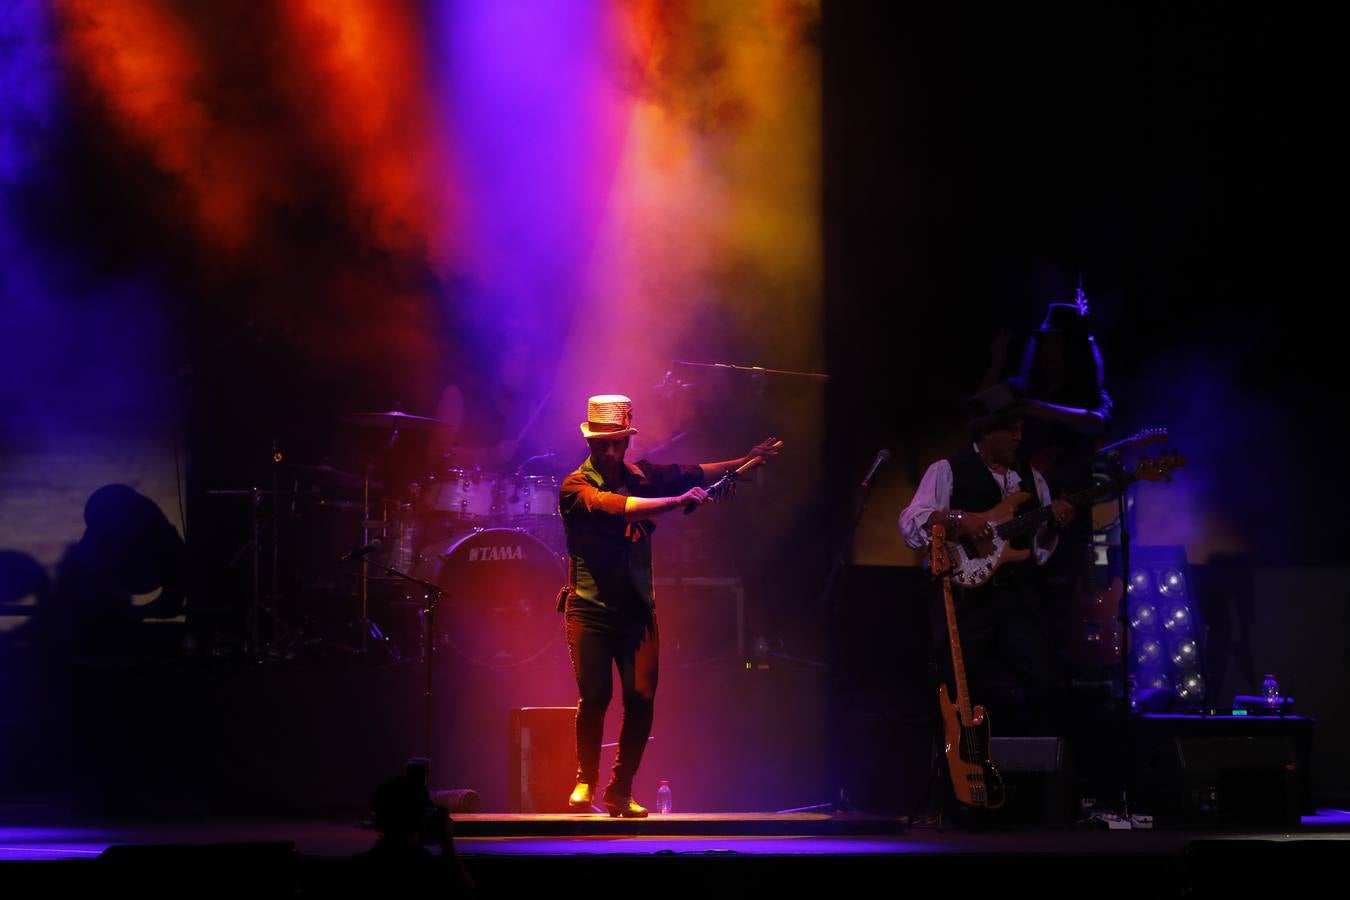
[2, 2, 1347, 815]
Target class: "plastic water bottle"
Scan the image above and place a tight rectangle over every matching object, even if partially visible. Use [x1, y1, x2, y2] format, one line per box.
[655, 780, 673, 815]
[1126, 675, 1139, 712]
[1262, 673, 1281, 707]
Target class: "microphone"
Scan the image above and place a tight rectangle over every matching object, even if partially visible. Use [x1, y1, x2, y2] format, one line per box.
[860, 448, 891, 489]
[338, 540, 383, 563]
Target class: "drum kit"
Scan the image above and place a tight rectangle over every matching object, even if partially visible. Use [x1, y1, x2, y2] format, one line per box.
[208, 410, 567, 668]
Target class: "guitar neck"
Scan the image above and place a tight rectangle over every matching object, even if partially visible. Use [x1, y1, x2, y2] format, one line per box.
[941, 570, 974, 722]
[997, 472, 1138, 540]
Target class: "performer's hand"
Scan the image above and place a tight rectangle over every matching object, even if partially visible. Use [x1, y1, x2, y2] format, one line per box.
[680, 486, 711, 507]
[747, 437, 783, 462]
[1051, 498, 1075, 527]
[960, 510, 995, 539]
[989, 329, 1012, 362]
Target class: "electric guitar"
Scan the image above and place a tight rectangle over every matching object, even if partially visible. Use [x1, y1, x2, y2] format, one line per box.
[1068, 551, 1127, 668]
[932, 524, 1005, 809]
[945, 451, 1185, 589]
[1089, 428, 1169, 531]
[1067, 431, 1182, 667]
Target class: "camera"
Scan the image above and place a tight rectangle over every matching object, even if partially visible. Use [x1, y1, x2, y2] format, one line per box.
[405, 758, 449, 846]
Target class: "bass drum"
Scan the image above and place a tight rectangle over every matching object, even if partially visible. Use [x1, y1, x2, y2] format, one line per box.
[412, 528, 565, 668]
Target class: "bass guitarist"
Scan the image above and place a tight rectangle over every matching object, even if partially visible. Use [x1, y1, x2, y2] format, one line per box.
[899, 382, 1076, 738]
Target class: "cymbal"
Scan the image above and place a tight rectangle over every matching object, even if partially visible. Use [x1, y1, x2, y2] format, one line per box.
[290, 463, 373, 487]
[342, 410, 449, 429]
[205, 488, 295, 496]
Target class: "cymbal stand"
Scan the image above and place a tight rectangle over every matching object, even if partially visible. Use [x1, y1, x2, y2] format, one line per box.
[250, 485, 264, 655]
[208, 480, 299, 661]
[357, 427, 401, 655]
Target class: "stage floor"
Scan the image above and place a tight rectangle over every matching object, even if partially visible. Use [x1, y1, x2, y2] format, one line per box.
[4, 809, 1349, 861]
[5, 809, 1349, 900]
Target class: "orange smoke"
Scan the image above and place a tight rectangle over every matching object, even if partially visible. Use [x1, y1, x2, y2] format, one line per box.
[562, 0, 823, 389]
[277, 0, 458, 265]
[55, 0, 279, 252]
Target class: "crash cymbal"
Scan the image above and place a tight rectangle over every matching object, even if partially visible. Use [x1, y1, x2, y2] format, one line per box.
[289, 466, 385, 492]
[289, 463, 374, 487]
[206, 487, 294, 496]
[342, 410, 449, 429]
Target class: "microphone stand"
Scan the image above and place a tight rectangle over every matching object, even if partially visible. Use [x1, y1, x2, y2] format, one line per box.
[1087, 450, 1142, 827]
[642, 431, 688, 459]
[775, 452, 887, 815]
[346, 554, 447, 763]
[1111, 451, 1140, 824]
[671, 359, 829, 381]
[820, 456, 886, 620]
[513, 451, 558, 476]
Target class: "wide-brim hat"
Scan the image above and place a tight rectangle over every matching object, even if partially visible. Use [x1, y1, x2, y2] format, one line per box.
[965, 379, 1026, 434]
[580, 394, 638, 440]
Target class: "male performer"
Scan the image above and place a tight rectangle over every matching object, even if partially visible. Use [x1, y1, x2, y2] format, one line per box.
[559, 394, 780, 817]
[899, 384, 1075, 735]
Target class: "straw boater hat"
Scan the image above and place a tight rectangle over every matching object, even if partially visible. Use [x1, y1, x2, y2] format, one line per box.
[579, 394, 638, 440]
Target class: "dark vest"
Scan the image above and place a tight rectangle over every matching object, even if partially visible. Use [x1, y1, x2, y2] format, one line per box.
[947, 445, 1042, 555]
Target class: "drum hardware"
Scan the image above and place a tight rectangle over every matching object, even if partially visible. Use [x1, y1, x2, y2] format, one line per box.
[344, 549, 450, 763]
[341, 419, 407, 656]
[206, 439, 303, 660]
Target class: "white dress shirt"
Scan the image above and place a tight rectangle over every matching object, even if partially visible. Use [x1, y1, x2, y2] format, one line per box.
[898, 446, 1059, 564]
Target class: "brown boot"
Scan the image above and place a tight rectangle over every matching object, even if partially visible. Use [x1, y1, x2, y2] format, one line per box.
[568, 782, 597, 812]
[602, 785, 648, 818]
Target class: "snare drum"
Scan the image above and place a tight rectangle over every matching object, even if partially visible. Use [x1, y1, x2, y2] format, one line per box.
[419, 468, 501, 522]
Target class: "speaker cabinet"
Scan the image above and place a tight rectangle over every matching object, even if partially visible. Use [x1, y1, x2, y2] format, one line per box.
[652, 577, 744, 666]
[509, 707, 577, 812]
[1132, 715, 1312, 828]
[990, 736, 1074, 825]
[1143, 735, 1302, 827]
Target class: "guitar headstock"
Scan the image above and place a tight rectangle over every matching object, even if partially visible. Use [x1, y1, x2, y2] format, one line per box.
[930, 523, 951, 575]
[1134, 451, 1186, 483]
[1099, 427, 1169, 456]
[1129, 427, 1168, 447]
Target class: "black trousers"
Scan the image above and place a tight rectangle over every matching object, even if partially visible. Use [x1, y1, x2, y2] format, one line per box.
[564, 603, 660, 794]
[931, 571, 1062, 736]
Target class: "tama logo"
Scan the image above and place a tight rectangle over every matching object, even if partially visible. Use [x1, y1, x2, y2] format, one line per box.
[468, 545, 525, 561]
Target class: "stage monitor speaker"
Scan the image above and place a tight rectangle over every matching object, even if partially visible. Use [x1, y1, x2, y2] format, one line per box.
[509, 706, 577, 813]
[652, 576, 744, 665]
[1144, 735, 1302, 828]
[990, 736, 1074, 825]
[991, 736, 1065, 772]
